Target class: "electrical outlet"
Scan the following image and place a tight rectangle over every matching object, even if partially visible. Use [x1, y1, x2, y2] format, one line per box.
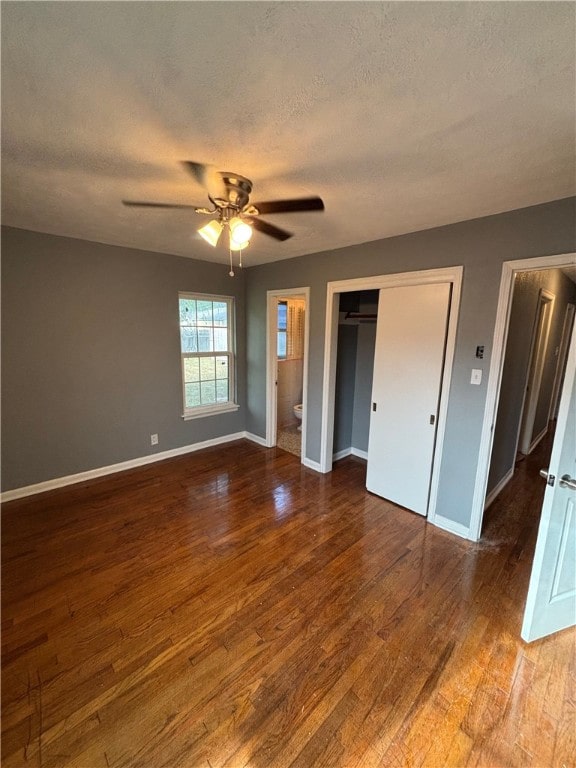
[150, 434, 159, 446]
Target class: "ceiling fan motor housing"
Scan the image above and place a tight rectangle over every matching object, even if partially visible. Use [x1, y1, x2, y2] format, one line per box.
[211, 174, 253, 211]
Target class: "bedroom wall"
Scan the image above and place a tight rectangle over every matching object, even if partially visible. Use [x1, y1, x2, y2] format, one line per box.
[1, 226, 247, 491]
[245, 197, 576, 532]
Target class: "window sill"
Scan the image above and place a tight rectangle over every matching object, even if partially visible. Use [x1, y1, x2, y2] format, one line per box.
[182, 403, 240, 421]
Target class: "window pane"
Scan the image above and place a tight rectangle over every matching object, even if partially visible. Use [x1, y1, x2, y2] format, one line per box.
[200, 380, 216, 404]
[184, 357, 200, 383]
[278, 302, 287, 331]
[179, 299, 196, 326]
[278, 331, 287, 358]
[213, 327, 228, 352]
[199, 357, 215, 381]
[181, 327, 198, 352]
[215, 356, 228, 379]
[213, 302, 228, 327]
[216, 379, 229, 402]
[196, 301, 213, 326]
[185, 382, 201, 408]
[180, 295, 234, 412]
[198, 327, 213, 352]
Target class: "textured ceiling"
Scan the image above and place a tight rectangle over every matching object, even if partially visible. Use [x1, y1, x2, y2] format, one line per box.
[2, 2, 575, 266]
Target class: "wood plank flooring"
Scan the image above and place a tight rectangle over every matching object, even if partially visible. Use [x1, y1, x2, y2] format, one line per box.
[2, 436, 575, 767]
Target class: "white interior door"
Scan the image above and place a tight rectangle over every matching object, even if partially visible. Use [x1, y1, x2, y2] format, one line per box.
[521, 327, 576, 642]
[366, 283, 451, 516]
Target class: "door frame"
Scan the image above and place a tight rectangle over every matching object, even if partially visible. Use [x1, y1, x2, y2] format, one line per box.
[266, 287, 310, 460]
[470, 252, 576, 542]
[549, 302, 575, 421]
[518, 288, 555, 455]
[319, 266, 463, 526]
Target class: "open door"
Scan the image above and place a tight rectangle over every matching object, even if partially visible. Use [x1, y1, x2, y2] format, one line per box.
[522, 324, 576, 642]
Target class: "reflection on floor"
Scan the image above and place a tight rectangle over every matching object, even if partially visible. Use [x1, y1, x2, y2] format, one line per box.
[277, 423, 301, 457]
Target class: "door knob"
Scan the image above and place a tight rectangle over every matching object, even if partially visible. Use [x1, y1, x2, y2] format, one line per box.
[559, 474, 576, 491]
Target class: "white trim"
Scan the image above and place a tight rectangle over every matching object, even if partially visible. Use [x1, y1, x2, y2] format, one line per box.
[244, 431, 268, 447]
[549, 303, 575, 421]
[266, 288, 310, 462]
[484, 466, 514, 510]
[526, 425, 549, 455]
[333, 447, 368, 462]
[320, 266, 464, 529]
[301, 457, 322, 472]
[333, 448, 352, 461]
[517, 289, 555, 455]
[182, 403, 239, 420]
[1, 431, 248, 502]
[432, 514, 471, 541]
[470, 252, 576, 542]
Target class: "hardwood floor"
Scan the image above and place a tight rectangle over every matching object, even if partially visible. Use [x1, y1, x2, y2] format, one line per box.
[2, 436, 575, 767]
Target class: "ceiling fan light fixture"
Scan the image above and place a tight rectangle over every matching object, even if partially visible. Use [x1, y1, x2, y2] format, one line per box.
[229, 237, 249, 252]
[198, 219, 223, 247]
[229, 217, 253, 246]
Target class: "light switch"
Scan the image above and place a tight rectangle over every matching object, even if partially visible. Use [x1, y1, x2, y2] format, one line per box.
[471, 368, 482, 385]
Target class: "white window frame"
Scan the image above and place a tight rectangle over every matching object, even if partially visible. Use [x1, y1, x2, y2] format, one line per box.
[179, 292, 239, 420]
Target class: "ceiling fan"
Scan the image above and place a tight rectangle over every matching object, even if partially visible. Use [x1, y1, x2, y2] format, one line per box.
[122, 161, 324, 274]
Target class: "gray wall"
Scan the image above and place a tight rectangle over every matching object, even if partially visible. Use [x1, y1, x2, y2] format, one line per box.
[333, 296, 377, 456]
[245, 197, 576, 530]
[488, 268, 576, 494]
[1, 227, 246, 491]
[351, 322, 377, 453]
[333, 325, 357, 453]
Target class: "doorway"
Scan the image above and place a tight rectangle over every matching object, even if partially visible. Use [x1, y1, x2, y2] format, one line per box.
[471, 253, 576, 541]
[266, 288, 310, 461]
[320, 266, 463, 525]
[518, 288, 555, 455]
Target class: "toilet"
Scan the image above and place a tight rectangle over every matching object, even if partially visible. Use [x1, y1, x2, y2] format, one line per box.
[293, 403, 303, 431]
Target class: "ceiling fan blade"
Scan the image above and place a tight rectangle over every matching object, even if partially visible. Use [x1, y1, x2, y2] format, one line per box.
[122, 200, 198, 209]
[248, 217, 293, 242]
[251, 196, 324, 215]
[182, 161, 227, 201]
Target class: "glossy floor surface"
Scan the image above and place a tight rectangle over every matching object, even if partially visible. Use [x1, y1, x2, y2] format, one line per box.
[2, 436, 575, 767]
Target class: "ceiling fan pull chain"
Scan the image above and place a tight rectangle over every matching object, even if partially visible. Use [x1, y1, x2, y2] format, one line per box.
[228, 245, 235, 277]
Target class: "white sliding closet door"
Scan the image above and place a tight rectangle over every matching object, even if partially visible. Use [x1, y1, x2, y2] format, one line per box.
[366, 283, 451, 516]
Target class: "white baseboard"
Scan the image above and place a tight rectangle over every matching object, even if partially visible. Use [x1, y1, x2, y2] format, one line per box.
[301, 457, 323, 473]
[1, 431, 249, 503]
[430, 513, 472, 541]
[332, 447, 368, 462]
[484, 466, 514, 510]
[245, 431, 268, 447]
[527, 426, 548, 455]
[333, 447, 352, 461]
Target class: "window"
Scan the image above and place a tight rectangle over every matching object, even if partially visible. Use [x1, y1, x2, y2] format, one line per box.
[277, 301, 288, 359]
[277, 298, 305, 361]
[179, 293, 238, 419]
